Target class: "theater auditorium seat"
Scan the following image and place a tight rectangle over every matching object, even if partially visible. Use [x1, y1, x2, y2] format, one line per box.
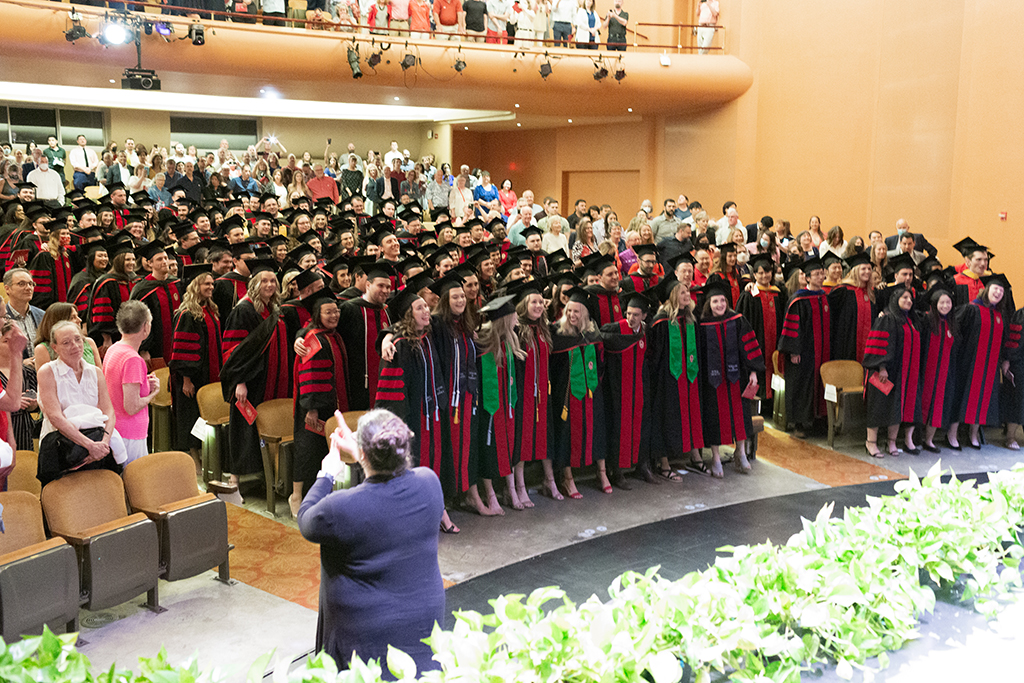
[0, 491, 79, 640]
[819, 360, 865, 449]
[123, 451, 233, 583]
[255, 398, 295, 515]
[8, 450, 41, 498]
[149, 366, 173, 453]
[197, 382, 230, 483]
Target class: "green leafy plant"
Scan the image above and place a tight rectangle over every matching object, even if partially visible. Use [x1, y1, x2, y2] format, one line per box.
[8, 462, 1024, 683]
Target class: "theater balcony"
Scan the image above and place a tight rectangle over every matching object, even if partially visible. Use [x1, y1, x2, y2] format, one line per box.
[0, 0, 752, 129]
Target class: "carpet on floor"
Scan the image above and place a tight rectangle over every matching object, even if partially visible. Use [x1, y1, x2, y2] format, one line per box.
[756, 427, 905, 486]
[225, 504, 456, 611]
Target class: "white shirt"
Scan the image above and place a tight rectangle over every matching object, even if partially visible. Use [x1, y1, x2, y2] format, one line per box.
[486, 0, 511, 32]
[383, 150, 403, 168]
[68, 146, 98, 173]
[551, 0, 574, 22]
[26, 168, 65, 204]
[40, 359, 100, 442]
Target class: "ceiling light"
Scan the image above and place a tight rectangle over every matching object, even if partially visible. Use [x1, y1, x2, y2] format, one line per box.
[189, 24, 205, 46]
[464, 126, 469, 130]
[593, 59, 608, 81]
[367, 49, 383, 68]
[394, 96, 400, 101]
[567, 119, 572, 123]
[514, 103, 520, 108]
[400, 52, 417, 71]
[614, 64, 626, 81]
[347, 45, 362, 78]
[659, 54, 671, 67]
[109, 79, 116, 84]
[154, 22, 173, 36]
[539, 60, 552, 79]
[98, 21, 131, 46]
[627, 107, 633, 112]
[516, 123, 521, 127]
[65, 21, 89, 42]
[260, 89, 266, 93]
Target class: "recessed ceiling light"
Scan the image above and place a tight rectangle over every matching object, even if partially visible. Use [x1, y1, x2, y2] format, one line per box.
[627, 107, 633, 112]
[109, 79, 116, 84]
[514, 103, 520, 108]
[516, 123, 521, 127]
[464, 126, 469, 130]
[260, 89, 266, 93]
[567, 118, 572, 123]
[394, 96, 400, 101]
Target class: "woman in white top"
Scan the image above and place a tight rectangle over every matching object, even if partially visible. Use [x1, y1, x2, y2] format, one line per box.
[573, 0, 599, 48]
[126, 162, 151, 194]
[448, 174, 474, 223]
[817, 224, 849, 259]
[38, 321, 127, 484]
[541, 218, 570, 256]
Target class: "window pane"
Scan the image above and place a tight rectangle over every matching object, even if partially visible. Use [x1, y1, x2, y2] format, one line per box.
[0, 106, 8, 147]
[170, 116, 257, 155]
[60, 109, 104, 147]
[8, 106, 56, 150]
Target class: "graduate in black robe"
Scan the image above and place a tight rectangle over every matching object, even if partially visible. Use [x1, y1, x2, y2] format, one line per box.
[28, 237, 73, 309]
[281, 268, 327, 345]
[169, 266, 222, 455]
[736, 254, 787, 401]
[598, 292, 650, 486]
[129, 240, 182, 365]
[292, 297, 349, 508]
[777, 257, 831, 434]
[212, 243, 254, 327]
[337, 262, 393, 410]
[862, 285, 922, 456]
[220, 263, 290, 479]
[697, 280, 764, 476]
[641, 278, 706, 476]
[86, 241, 136, 349]
[955, 274, 1012, 448]
[618, 244, 660, 293]
[826, 252, 876, 363]
[584, 254, 625, 327]
[1001, 305, 1024, 450]
[67, 242, 107, 320]
[918, 286, 961, 452]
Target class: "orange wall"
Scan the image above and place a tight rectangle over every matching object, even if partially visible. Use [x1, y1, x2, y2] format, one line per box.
[464, 0, 1024, 288]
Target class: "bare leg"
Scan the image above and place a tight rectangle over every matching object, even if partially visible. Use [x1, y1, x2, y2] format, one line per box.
[1008, 423, 1021, 450]
[904, 425, 917, 451]
[514, 463, 534, 507]
[480, 479, 505, 515]
[734, 439, 750, 472]
[503, 473, 523, 510]
[947, 422, 961, 448]
[709, 445, 724, 477]
[289, 482, 303, 517]
[189, 447, 202, 475]
[596, 459, 612, 492]
[924, 425, 938, 449]
[866, 427, 882, 457]
[541, 460, 563, 500]
[464, 484, 500, 516]
[440, 508, 459, 533]
[562, 466, 581, 498]
[969, 423, 982, 448]
[886, 424, 901, 454]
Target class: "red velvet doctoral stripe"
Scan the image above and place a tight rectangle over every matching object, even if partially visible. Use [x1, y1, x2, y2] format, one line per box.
[900, 320, 921, 423]
[854, 287, 872, 363]
[965, 304, 992, 423]
[205, 308, 222, 383]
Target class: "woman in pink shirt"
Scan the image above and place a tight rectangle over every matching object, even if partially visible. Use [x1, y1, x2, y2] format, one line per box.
[103, 300, 161, 465]
[497, 178, 517, 217]
[697, 0, 720, 54]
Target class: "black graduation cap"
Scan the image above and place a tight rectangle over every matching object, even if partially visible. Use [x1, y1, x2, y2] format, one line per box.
[398, 208, 421, 225]
[186, 241, 209, 262]
[67, 190, 86, 202]
[251, 211, 274, 224]
[703, 278, 733, 304]
[25, 206, 52, 222]
[396, 255, 423, 275]
[981, 272, 1011, 290]
[299, 231, 323, 246]
[468, 248, 494, 268]
[387, 286, 422, 322]
[432, 207, 451, 224]
[74, 225, 104, 242]
[781, 259, 803, 282]
[368, 228, 396, 247]
[650, 275, 681, 305]
[14, 182, 37, 191]
[130, 190, 150, 204]
[253, 245, 272, 260]
[583, 253, 617, 276]
[224, 198, 244, 211]
[429, 271, 466, 297]
[454, 224, 472, 237]
[294, 267, 323, 292]
[748, 253, 775, 273]
[312, 206, 330, 219]
[105, 239, 136, 260]
[83, 239, 109, 259]
[427, 248, 454, 268]
[622, 291, 652, 315]
[73, 203, 98, 220]
[718, 242, 738, 254]
[258, 192, 279, 206]
[479, 294, 517, 321]
[633, 243, 658, 259]
[171, 221, 197, 241]
[551, 270, 581, 289]
[347, 255, 374, 275]
[286, 243, 316, 265]
[364, 260, 396, 281]
[821, 252, 844, 270]
[247, 259, 279, 279]
[133, 195, 155, 208]
[521, 226, 544, 242]
[497, 258, 525, 282]
[798, 256, 825, 275]
[918, 256, 942, 273]
[486, 217, 505, 234]
[105, 181, 127, 195]
[566, 286, 594, 307]
[326, 255, 349, 274]
[136, 240, 168, 261]
[952, 236, 982, 257]
[506, 245, 531, 262]
[266, 235, 288, 251]
[506, 277, 545, 302]
[219, 214, 247, 233]
[844, 251, 872, 269]
[109, 228, 135, 244]
[452, 263, 477, 281]
[123, 209, 148, 225]
[404, 271, 435, 295]
[230, 242, 253, 259]
[181, 263, 213, 287]
[547, 251, 572, 273]
[888, 252, 916, 274]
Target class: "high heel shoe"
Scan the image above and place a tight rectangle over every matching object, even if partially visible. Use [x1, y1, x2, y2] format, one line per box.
[944, 436, 962, 451]
[540, 478, 564, 501]
[865, 440, 884, 458]
[597, 469, 613, 494]
[559, 480, 583, 500]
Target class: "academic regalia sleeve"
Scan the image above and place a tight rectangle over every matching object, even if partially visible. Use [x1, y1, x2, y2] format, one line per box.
[598, 322, 643, 353]
[373, 339, 412, 422]
[862, 313, 898, 371]
[737, 315, 765, 374]
[777, 299, 803, 357]
[169, 310, 205, 379]
[28, 251, 57, 309]
[219, 304, 279, 401]
[296, 331, 339, 416]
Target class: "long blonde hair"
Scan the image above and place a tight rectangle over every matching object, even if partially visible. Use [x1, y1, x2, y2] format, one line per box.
[556, 301, 596, 336]
[179, 272, 219, 321]
[247, 270, 281, 315]
[516, 294, 552, 348]
[839, 263, 876, 302]
[477, 315, 526, 364]
[658, 280, 695, 325]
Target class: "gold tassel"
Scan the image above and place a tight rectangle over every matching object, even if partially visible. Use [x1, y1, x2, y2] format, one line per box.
[536, 401, 540, 421]
[588, 389, 593, 399]
[453, 406, 459, 425]
[561, 405, 568, 421]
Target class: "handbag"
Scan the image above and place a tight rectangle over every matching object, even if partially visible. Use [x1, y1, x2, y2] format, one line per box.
[38, 426, 108, 477]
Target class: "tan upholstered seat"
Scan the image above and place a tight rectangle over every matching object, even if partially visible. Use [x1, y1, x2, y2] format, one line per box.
[8, 450, 41, 497]
[256, 398, 294, 515]
[819, 360, 865, 449]
[0, 491, 79, 639]
[41, 469, 161, 612]
[123, 451, 232, 583]
[149, 366, 173, 452]
[197, 382, 230, 482]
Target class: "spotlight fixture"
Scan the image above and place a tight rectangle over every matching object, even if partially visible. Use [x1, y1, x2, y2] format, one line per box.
[539, 52, 553, 79]
[154, 22, 173, 37]
[400, 52, 417, 71]
[188, 24, 205, 45]
[65, 22, 89, 42]
[367, 50, 382, 68]
[614, 62, 626, 82]
[593, 59, 608, 81]
[453, 46, 466, 73]
[347, 45, 363, 79]
[98, 20, 132, 46]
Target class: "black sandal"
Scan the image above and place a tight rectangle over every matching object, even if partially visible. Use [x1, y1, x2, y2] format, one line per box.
[440, 520, 460, 534]
[685, 460, 711, 476]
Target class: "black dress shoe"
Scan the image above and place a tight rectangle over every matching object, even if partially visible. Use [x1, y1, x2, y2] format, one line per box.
[968, 441, 982, 450]
[944, 437, 962, 451]
[904, 446, 921, 455]
[634, 465, 660, 484]
[611, 471, 633, 490]
[922, 443, 941, 454]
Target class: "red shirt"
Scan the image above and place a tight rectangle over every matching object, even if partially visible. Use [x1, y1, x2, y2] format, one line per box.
[435, 0, 462, 26]
[410, 0, 431, 30]
[307, 175, 339, 204]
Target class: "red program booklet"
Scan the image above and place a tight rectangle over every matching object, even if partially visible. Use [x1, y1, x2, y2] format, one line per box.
[741, 378, 759, 399]
[869, 372, 894, 396]
[302, 331, 322, 364]
[236, 398, 258, 425]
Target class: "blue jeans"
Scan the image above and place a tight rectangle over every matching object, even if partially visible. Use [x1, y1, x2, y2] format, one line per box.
[552, 21, 571, 46]
[73, 171, 96, 191]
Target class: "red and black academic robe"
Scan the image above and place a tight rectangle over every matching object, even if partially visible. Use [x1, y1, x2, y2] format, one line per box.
[548, 328, 605, 470]
[737, 285, 786, 399]
[212, 271, 249, 327]
[28, 249, 73, 309]
[337, 286, 363, 303]
[1000, 308, 1024, 426]
[477, 347, 522, 480]
[292, 328, 349, 489]
[619, 271, 660, 294]
[953, 270, 985, 309]
[875, 283, 917, 318]
[641, 312, 704, 459]
[862, 311, 921, 428]
[697, 311, 764, 445]
[955, 299, 1008, 426]
[599, 319, 646, 469]
[777, 289, 831, 427]
[516, 322, 550, 463]
[584, 285, 624, 327]
[828, 284, 876, 363]
[169, 306, 222, 451]
[87, 274, 133, 346]
[0, 228, 28, 274]
[375, 335, 447, 483]
[7, 232, 44, 271]
[67, 271, 97, 320]
[337, 297, 390, 410]
[707, 271, 742, 308]
[281, 296, 315, 347]
[220, 299, 290, 475]
[130, 274, 182, 363]
[431, 316, 479, 494]
[919, 314, 959, 429]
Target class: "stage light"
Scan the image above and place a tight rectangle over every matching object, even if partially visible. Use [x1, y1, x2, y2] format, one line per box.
[154, 22, 173, 36]
[454, 57, 466, 72]
[614, 64, 626, 81]
[347, 45, 363, 79]
[367, 50, 382, 68]
[189, 24, 205, 45]
[65, 23, 89, 42]
[400, 52, 417, 71]
[593, 62, 608, 81]
[98, 21, 131, 46]
[539, 53, 552, 79]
